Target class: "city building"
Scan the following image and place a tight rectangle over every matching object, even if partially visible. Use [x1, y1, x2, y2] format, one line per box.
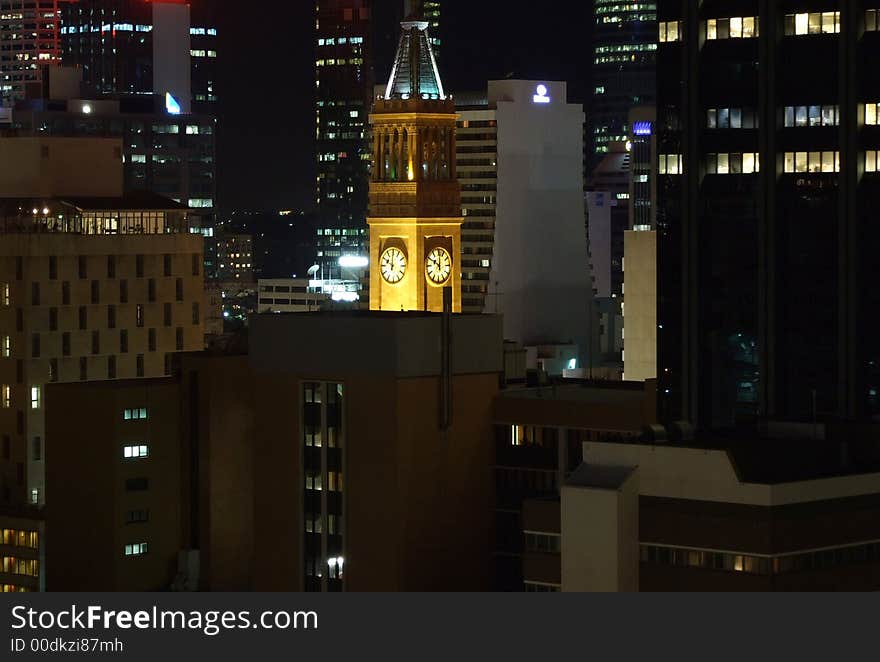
[454, 82, 595, 370]
[655, 4, 880, 428]
[492, 380, 657, 591]
[59, 0, 218, 114]
[8, 69, 216, 215]
[0, 505, 42, 592]
[315, 0, 375, 274]
[212, 234, 253, 284]
[558, 427, 880, 591]
[0, 0, 75, 104]
[257, 277, 363, 313]
[45, 311, 503, 592]
[590, 0, 657, 167]
[0, 135, 205, 512]
[622, 106, 657, 383]
[457, 80, 593, 366]
[367, 17, 462, 314]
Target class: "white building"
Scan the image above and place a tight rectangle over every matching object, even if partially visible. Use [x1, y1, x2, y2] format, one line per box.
[257, 277, 362, 314]
[456, 80, 594, 368]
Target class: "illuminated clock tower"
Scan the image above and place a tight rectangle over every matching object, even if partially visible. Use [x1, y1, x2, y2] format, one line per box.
[368, 17, 462, 313]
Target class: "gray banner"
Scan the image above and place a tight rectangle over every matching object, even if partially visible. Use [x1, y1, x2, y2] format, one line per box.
[0, 593, 870, 660]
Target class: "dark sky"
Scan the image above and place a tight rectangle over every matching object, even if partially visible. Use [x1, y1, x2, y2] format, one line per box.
[214, 1, 592, 214]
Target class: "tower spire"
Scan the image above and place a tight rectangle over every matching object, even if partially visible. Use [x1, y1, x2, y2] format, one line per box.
[384, 18, 444, 101]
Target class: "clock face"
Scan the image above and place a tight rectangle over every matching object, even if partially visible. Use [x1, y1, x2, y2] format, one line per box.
[425, 247, 452, 285]
[380, 247, 407, 284]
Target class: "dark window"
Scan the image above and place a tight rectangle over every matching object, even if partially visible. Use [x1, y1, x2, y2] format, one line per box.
[148, 279, 156, 302]
[31, 282, 39, 306]
[78, 306, 87, 330]
[136, 254, 144, 278]
[164, 254, 172, 277]
[164, 303, 172, 327]
[120, 329, 128, 354]
[176, 327, 184, 351]
[78, 256, 87, 279]
[16, 309, 22, 332]
[125, 510, 150, 524]
[136, 304, 144, 328]
[192, 254, 200, 276]
[16, 411, 23, 434]
[32, 437, 41, 462]
[148, 329, 156, 352]
[120, 279, 128, 303]
[15, 257, 22, 280]
[62, 281, 70, 305]
[31, 333, 40, 358]
[175, 278, 183, 302]
[79, 357, 87, 381]
[49, 359, 58, 383]
[16, 360, 22, 383]
[49, 256, 57, 280]
[62, 332, 70, 357]
[108, 355, 116, 379]
[125, 477, 149, 491]
[107, 255, 116, 279]
[91, 331, 100, 355]
[136, 354, 144, 377]
[192, 302, 200, 325]
[49, 307, 57, 331]
[1, 435, 9, 460]
[164, 353, 173, 375]
[108, 305, 116, 329]
[91, 280, 99, 304]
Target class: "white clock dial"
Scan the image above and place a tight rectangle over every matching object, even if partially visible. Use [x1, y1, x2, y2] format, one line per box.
[380, 247, 407, 284]
[425, 248, 452, 285]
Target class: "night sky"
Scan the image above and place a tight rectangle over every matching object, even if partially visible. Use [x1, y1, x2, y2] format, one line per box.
[215, 1, 592, 214]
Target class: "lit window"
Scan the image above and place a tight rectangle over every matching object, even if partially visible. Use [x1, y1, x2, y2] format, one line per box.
[865, 103, 879, 126]
[124, 543, 148, 556]
[123, 445, 149, 459]
[30, 386, 40, 410]
[2, 336, 9, 358]
[1, 385, 9, 408]
[123, 408, 148, 421]
[1, 283, 8, 306]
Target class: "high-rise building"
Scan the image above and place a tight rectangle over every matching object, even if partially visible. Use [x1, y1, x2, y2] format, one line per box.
[367, 17, 462, 314]
[455, 81, 594, 368]
[656, 4, 880, 429]
[315, 0, 375, 275]
[58, 0, 219, 114]
[0, 0, 75, 104]
[590, 0, 657, 167]
[0, 136, 205, 515]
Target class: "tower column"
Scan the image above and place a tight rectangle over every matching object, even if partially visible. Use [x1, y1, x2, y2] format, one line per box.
[449, 126, 457, 179]
[408, 126, 417, 181]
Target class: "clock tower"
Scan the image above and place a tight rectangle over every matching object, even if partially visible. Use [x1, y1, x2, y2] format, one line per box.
[368, 17, 462, 313]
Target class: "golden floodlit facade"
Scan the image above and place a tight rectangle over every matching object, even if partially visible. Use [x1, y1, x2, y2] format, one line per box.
[368, 18, 462, 313]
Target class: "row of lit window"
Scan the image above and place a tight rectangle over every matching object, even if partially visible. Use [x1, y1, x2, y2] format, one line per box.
[659, 154, 683, 175]
[305, 514, 342, 535]
[707, 107, 758, 129]
[1, 585, 31, 592]
[784, 151, 841, 173]
[123, 445, 149, 459]
[784, 105, 839, 128]
[305, 471, 344, 493]
[784, 12, 840, 36]
[1, 529, 38, 549]
[316, 37, 364, 46]
[706, 17, 759, 40]
[1, 557, 38, 577]
[190, 50, 217, 58]
[124, 543, 147, 557]
[706, 152, 760, 174]
[316, 58, 364, 67]
[124, 408, 148, 421]
[642, 540, 880, 576]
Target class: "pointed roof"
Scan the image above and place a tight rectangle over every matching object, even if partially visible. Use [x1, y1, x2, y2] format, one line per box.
[384, 17, 445, 101]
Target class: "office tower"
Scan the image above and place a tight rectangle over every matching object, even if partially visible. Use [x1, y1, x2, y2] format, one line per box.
[315, 0, 374, 276]
[45, 312, 502, 591]
[0, 136, 205, 515]
[10, 72, 217, 214]
[590, 0, 657, 167]
[0, 0, 75, 104]
[623, 106, 657, 383]
[368, 17, 462, 313]
[59, 0, 219, 113]
[456, 81, 593, 367]
[656, 4, 880, 428]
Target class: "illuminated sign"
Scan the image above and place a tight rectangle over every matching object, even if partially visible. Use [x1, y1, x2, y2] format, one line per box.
[633, 121, 653, 136]
[165, 92, 182, 115]
[533, 84, 551, 104]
